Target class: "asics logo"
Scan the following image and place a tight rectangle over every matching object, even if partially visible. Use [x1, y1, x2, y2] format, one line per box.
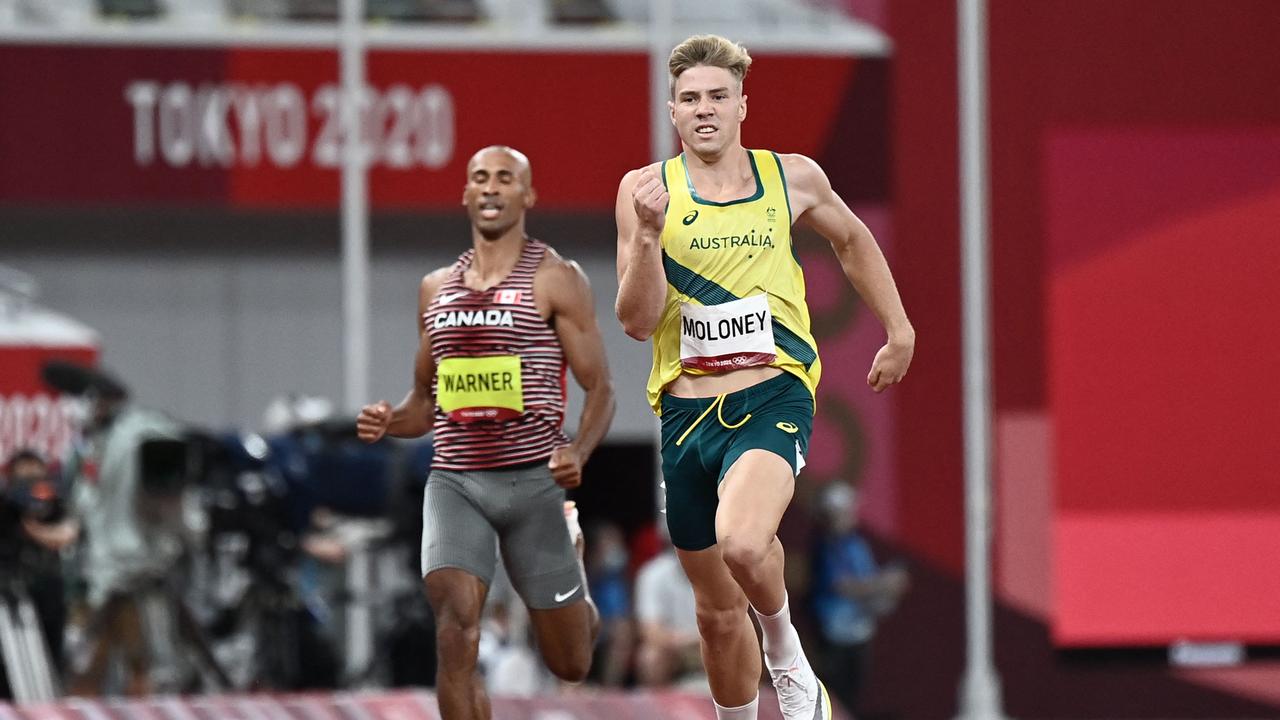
[682, 210, 699, 225]
[776, 421, 799, 433]
[554, 585, 580, 603]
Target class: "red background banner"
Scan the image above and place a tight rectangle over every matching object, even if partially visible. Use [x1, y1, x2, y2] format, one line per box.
[0, 47, 862, 210]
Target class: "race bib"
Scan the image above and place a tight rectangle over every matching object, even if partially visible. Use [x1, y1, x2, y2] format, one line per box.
[436, 355, 524, 422]
[679, 294, 777, 371]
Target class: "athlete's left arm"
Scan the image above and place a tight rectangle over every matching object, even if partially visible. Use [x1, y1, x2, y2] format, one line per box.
[541, 256, 617, 488]
[783, 153, 915, 392]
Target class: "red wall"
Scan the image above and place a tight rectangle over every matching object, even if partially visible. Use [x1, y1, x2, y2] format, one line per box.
[989, 0, 1280, 647]
[878, 0, 1280, 715]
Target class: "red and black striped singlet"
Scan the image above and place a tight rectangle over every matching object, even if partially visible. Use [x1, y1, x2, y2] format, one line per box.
[425, 238, 568, 471]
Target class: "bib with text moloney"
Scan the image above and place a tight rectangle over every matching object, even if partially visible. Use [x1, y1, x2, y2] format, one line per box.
[679, 294, 777, 371]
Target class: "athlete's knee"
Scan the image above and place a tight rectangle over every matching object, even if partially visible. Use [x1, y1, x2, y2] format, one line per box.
[434, 612, 482, 672]
[538, 602, 595, 682]
[425, 577, 484, 673]
[695, 597, 748, 646]
[544, 643, 592, 683]
[719, 533, 771, 579]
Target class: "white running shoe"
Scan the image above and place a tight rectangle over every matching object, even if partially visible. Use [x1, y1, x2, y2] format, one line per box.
[769, 649, 832, 719]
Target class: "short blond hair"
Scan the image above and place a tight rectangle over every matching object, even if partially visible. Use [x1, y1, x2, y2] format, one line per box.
[668, 34, 752, 94]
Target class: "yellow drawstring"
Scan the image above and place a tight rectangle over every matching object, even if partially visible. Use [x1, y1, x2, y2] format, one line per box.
[717, 396, 752, 430]
[674, 394, 753, 446]
[675, 396, 721, 447]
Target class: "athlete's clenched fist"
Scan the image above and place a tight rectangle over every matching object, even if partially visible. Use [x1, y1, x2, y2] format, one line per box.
[548, 444, 584, 489]
[356, 400, 392, 443]
[631, 165, 669, 235]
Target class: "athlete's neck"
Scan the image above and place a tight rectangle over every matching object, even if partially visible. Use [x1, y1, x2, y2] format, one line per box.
[682, 144, 754, 201]
[683, 141, 747, 167]
[466, 231, 526, 290]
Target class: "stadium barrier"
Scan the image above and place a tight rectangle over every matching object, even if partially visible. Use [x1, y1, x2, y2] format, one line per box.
[1, 688, 849, 720]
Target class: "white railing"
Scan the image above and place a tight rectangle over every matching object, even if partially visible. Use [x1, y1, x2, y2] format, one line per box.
[0, 0, 891, 55]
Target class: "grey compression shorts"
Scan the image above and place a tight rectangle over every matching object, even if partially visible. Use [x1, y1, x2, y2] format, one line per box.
[421, 463, 585, 610]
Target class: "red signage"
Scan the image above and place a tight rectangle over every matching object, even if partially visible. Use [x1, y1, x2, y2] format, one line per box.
[0, 45, 866, 211]
[0, 337, 97, 469]
[0, 46, 650, 210]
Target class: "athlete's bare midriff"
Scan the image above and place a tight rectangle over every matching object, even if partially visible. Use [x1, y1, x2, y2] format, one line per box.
[664, 365, 784, 399]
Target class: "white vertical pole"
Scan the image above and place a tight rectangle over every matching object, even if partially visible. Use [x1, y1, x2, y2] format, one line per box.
[649, 0, 676, 164]
[338, 0, 374, 683]
[340, 0, 370, 412]
[957, 0, 1007, 718]
[648, 0, 675, 514]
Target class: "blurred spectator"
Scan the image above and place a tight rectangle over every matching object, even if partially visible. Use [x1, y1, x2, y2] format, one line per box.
[96, 0, 162, 19]
[0, 449, 80, 698]
[271, 0, 481, 22]
[480, 564, 554, 696]
[65, 375, 188, 695]
[549, 0, 613, 24]
[4, 0, 95, 25]
[809, 482, 908, 714]
[372, 0, 480, 21]
[633, 523, 703, 689]
[584, 521, 633, 687]
[225, 0, 289, 19]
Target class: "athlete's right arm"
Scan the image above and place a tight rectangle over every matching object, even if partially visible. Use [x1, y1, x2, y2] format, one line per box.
[614, 164, 670, 340]
[355, 269, 446, 442]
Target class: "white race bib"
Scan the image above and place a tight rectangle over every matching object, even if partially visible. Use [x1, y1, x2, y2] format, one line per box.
[679, 294, 777, 371]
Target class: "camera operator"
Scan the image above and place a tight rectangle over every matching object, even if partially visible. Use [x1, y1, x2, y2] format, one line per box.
[66, 380, 186, 696]
[0, 449, 79, 699]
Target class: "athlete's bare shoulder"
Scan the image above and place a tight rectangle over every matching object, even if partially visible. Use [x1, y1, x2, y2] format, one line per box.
[777, 153, 834, 216]
[534, 245, 591, 319]
[618, 161, 666, 193]
[777, 153, 829, 189]
[418, 266, 452, 308]
[414, 267, 452, 338]
[536, 245, 590, 288]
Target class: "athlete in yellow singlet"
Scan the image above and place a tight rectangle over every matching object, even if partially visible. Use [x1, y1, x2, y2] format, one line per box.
[643, 147, 821, 411]
[615, 35, 914, 720]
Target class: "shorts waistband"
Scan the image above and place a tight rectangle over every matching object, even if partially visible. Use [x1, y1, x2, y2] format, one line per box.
[660, 371, 800, 411]
[435, 456, 550, 475]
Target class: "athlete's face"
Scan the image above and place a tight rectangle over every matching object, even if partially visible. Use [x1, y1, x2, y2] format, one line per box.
[669, 65, 747, 156]
[462, 147, 536, 240]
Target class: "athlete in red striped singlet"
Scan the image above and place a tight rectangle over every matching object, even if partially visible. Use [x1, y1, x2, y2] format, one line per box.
[426, 237, 570, 471]
[357, 146, 615, 720]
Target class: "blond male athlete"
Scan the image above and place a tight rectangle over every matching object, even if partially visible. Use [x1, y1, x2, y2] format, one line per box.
[615, 36, 914, 720]
[358, 146, 615, 720]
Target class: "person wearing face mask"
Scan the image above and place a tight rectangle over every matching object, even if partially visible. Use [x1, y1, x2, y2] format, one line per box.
[810, 483, 908, 715]
[0, 448, 79, 700]
[584, 521, 634, 687]
[634, 521, 703, 689]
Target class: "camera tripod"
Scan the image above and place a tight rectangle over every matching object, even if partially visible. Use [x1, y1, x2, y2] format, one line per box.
[0, 581, 59, 703]
[72, 580, 233, 696]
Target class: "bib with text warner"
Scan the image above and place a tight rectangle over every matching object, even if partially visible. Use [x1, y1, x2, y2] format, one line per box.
[436, 355, 523, 422]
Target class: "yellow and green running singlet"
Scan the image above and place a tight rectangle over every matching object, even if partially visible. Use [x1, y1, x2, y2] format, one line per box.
[645, 149, 821, 413]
